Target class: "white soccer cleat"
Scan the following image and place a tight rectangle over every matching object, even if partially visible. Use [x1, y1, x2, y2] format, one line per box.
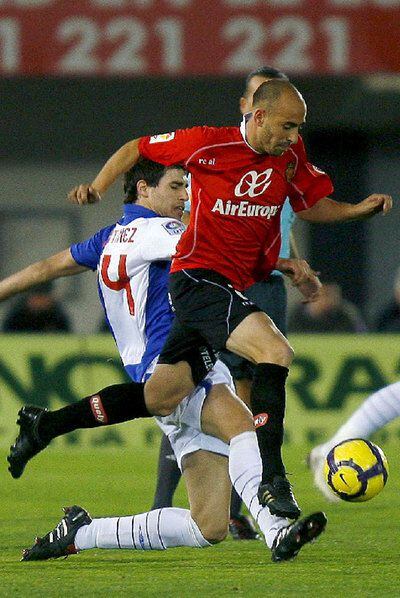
[307, 444, 340, 503]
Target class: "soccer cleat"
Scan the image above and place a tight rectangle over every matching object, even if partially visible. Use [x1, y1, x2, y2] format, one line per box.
[307, 445, 340, 503]
[7, 406, 49, 479]
[258, 476, 301, 519]
[229, 515, 260, 541]
[21, 506, 92, 561]
[271, 511, 327, 562]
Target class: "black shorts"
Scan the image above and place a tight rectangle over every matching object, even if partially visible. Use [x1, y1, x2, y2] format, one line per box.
[158, 269, 261, 376]
[219, 274, 287, 380]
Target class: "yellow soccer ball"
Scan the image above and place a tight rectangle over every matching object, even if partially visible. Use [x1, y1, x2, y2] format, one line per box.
[324, 439, 388, 502]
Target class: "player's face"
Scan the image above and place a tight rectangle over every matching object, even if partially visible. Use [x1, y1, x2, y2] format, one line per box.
[151, 168, 188, 220]
[255, 95, 306, 156]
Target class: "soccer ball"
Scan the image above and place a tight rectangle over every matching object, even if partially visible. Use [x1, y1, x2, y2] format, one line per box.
[324, 438, 388, 502]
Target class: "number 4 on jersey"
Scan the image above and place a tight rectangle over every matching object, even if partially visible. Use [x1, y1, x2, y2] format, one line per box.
[100, 254, 135, 315]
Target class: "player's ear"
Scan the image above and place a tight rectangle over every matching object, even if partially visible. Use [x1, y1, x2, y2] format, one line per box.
[137, 179, 148, 197]
[239, 96, 248, 115]
[253, 108, 266, 127]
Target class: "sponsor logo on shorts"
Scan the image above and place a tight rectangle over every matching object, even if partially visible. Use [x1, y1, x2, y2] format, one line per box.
[162, 220, 185, 235]
[90, 395, 108, 424]
[200, 346, 214, 372]
[253, 413, 269, 428]
[211, 198, 278, 219]
[149, 132, 175, 144]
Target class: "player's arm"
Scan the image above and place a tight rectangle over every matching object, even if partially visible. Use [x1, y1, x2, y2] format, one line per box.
[289, 231, 300, 259]
[0, 250, 87, 303]
[297, 194, 392, 223]
[68, 139, 141, 205]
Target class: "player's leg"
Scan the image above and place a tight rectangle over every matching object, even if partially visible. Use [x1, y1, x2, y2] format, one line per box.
[144, 319, 216, 417]
[21, 450, 229, 562]
[151, 434, 182, 509]
[199, 381, 327, 559]
[225, 311, 298, 517]
[182, 450, 231, 543]
[22, 501, 213, 561]
[8, 319, 210, 479]
[166, 269, 297, 518]
[308, 381, 400, 500]
[7, 381, 153, 479]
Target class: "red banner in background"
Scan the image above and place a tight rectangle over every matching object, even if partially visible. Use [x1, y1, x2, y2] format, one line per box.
[0, 0, 399, 76]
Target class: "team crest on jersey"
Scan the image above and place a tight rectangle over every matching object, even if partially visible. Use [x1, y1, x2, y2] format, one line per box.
[285, 162, 296, 183]
[162, 221, 185, 235]
[149, 132, 175, 144]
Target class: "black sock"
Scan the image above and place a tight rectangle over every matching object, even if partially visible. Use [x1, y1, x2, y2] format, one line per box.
[250, 363, 288, 484]
[230, 487, 243, 519]
[38, 382, 150, 444]
[151, 434, 182, 509]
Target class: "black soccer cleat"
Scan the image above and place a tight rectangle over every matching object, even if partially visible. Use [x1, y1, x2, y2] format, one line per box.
[21, 506, 92, 561]
[258, 476, 301, 520]
[271, 511, 327, 562]
[7, 406, 49, 479]
[229, 515, 260, 541]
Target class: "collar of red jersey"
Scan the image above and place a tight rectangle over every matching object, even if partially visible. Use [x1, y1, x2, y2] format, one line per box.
[240, 113, 263, 155]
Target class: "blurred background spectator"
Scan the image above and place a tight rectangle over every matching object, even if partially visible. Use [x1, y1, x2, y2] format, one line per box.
[2, 282, 71, 333]
[288, 282, 367, 334]
[374, 267, 400, 333]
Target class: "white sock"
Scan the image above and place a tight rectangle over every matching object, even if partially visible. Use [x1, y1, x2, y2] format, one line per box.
[74, 507, 211, 551]
[229, 431, 288, 548]
[321, 381, 400, 454]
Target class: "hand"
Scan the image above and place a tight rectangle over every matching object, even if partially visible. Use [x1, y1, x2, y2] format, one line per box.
[356, 194, 392, 218]
[296, 275, 323, 303]
[67, 184, 102, 205]
[275, 258, 322, 303]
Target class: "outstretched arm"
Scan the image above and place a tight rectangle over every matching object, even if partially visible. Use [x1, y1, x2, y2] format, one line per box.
[0, 250, 87, 302]
[297, 194, 392, 223]
[68, 139, 141, 205]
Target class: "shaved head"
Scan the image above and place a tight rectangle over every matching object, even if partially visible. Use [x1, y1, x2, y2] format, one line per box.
[252, 80, 305, 111]
[246, 79, 307, 155]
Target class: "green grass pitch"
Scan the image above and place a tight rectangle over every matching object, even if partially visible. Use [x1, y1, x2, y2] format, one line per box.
[1, 442, 399, 597]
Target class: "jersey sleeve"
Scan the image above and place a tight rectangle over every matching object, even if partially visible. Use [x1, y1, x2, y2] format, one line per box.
[139, 219, 186, 262]
[138, 127, 215, 167]
[70, 224, 115, 271]
[288, 139, 334, 212]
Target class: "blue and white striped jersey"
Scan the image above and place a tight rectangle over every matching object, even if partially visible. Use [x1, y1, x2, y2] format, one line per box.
[71, 203, 185, 382]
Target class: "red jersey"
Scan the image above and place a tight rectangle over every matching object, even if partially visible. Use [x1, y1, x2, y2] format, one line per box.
[139, 122, 333, 290]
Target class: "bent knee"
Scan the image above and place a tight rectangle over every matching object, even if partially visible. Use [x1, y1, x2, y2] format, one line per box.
[192, 513, 229, 545]
[259, 337, 294, 367]
[145, 364, 195, 415]
[201, 524, 229, 545]
[144, 384, 177, 416]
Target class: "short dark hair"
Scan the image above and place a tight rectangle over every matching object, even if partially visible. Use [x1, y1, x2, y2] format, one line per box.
[124, 159, 184, 204]
[243, 66, 289, 97]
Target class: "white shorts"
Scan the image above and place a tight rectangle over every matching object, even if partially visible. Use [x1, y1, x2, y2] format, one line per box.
[155, 360, 233, 470]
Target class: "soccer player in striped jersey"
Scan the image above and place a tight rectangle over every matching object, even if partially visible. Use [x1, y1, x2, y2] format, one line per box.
[4, 159, 326, 561]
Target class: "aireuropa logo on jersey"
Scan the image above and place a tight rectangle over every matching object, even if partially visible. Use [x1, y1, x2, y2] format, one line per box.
[211, 168, 279, 218]
[212, 199, 278, 218]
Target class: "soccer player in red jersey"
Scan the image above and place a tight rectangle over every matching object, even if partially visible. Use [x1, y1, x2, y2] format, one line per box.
[68, 79, 392, 519]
